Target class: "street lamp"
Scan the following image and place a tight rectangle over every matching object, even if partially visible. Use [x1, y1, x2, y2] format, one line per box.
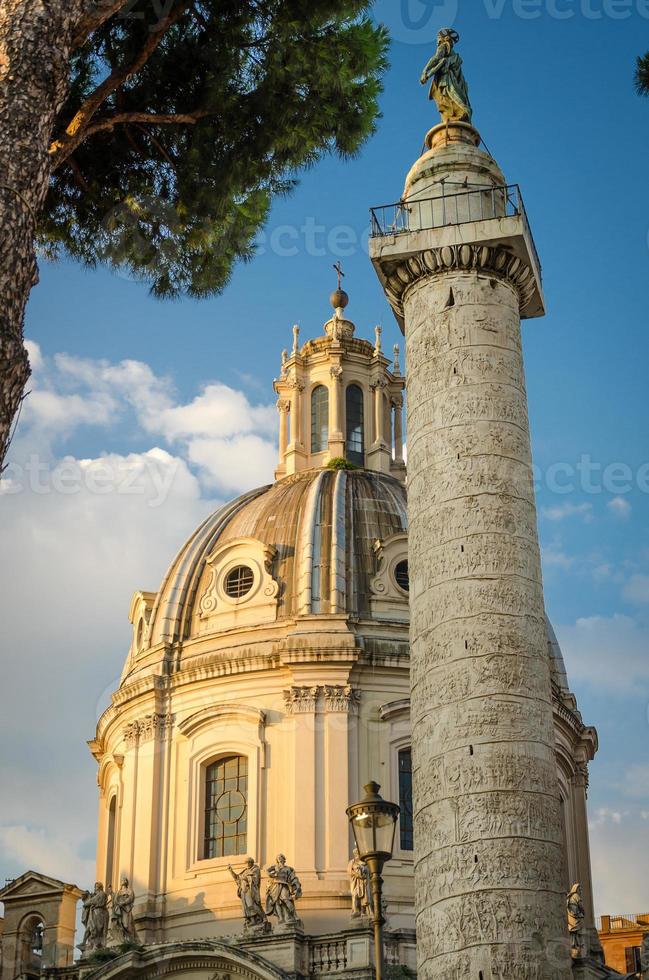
[346, 781, 400, 980]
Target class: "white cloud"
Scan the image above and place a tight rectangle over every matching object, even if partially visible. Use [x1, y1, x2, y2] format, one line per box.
[0, 345, 280, 888]
[588, 808, 649, 915]
[0, 826, 95, 889]
[555, 614, 649, 694]
[153, 383, 276, 442]
[541, 501, 593, 522]
[542, 546, 575, 570]
[623, 574, 649, 605]
[608, 496, 632, 520]
[187, 435, 277, 494]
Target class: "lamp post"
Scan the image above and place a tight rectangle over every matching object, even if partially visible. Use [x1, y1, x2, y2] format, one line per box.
[346, 781, 400, 980]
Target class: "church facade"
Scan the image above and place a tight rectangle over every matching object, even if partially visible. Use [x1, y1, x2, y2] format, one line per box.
[0, 36, 629, 980]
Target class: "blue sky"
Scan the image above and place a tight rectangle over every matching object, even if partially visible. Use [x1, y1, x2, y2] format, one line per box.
[1, 1, 648, 916]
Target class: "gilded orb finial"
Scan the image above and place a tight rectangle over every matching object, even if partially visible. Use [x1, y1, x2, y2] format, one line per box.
[330, 260, 349, 312]
[420, 28, 472, 125]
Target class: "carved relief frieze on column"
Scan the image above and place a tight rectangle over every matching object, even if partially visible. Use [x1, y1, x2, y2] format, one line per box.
[122, 712, 173, 748]
[283, 686, 319, 714]
[323, 685, 361, 713]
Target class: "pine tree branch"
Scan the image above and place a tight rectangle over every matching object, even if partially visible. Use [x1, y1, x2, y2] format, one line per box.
[51, 0, 190, 169]
[73, 0, 133, 48]
[81, 109, 210, 141]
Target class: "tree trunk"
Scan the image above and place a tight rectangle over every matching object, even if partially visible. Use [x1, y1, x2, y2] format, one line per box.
[0, 0, 84, 468]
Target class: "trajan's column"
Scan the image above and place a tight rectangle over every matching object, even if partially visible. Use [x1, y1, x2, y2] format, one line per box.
[370, 30, 571, 980]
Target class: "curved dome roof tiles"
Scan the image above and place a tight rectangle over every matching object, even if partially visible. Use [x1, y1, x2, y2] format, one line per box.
[147, 469, 408, 648]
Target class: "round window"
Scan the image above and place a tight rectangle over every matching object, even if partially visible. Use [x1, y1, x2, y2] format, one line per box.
[224, 565, 255, 599]
[394, 559, 409, 593]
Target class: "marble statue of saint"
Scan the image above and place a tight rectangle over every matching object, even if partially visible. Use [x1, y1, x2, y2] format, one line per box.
[228, 858, 267, 930]
[79, 882, 109, 953]
[106, 877, 138, 946]
[420, 29, 472, 124]
[348, 847, 372, 919]
[567, 883, 585, 955]
[641, 932, 649, 979]
[265, 854, 302, 925]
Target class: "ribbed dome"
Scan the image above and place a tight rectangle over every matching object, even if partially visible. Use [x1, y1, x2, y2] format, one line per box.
[147, 469, 408, 647]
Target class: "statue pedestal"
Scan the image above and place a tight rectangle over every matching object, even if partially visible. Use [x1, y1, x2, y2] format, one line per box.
[425, 120, 480, 150]
[272, 917, 304, 935]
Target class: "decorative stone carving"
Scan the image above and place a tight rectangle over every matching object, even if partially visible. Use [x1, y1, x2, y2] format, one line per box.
[283, 686, 318, 714]
[228, 859, 269, 935]
[128, 591, 155, 657]
[374, 324, 382, 355]
[330, 365, 343, 383]
[348, 847, 372, 920]
[106, 876, 138, 947]
[198, 537, 279, 631]
[370, 533, 409, 621]
[567, 883, 585, 957]
[393, 344, 401, 374]
[383, 244, 538, 321]
[283, 685, 360, 713]
[265, 855, 303, 929]
[323, 685, 361, 713]
[123, 712, 173, 748]
[292, 324, 300, 355]
[79, 882, 109, 954]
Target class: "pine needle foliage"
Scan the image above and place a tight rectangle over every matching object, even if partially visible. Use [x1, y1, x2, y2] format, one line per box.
[40, 0, 389, 298]
[636, 52, 649, 96]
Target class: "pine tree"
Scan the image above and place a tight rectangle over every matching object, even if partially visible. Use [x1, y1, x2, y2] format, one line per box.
[635, 51, 649, 96]
[0, 0, 388, 467]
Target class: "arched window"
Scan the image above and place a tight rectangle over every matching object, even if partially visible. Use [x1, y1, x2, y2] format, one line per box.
[398, 747, 413, 851]
[105, 795, 117, 889]
[20, 915, 44, 979]
[311, 385, 329, 454]
[203, 754, 248, 859]
[346, 384, 364, 466]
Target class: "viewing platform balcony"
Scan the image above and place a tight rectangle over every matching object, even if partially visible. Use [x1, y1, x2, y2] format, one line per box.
[368, 182, 545, 329]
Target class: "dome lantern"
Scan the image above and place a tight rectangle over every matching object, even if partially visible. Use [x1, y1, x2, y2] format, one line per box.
[273, 269, 406, 481]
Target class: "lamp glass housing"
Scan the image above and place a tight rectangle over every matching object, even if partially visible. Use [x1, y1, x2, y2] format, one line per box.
[347, 782, 400, 864]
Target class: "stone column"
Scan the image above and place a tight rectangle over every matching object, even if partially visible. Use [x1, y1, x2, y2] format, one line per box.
[329, 366, 345, 458]
[404, 268, 569, 980]
[393, 396, 404, 464]
[372, 380, 385, 447]
[277, 398, 290, 462]
[370, 123, 570, 979]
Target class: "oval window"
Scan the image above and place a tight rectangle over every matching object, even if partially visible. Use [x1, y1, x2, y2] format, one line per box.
[394, 559, 409, 593]
[224, 565, 255, 599]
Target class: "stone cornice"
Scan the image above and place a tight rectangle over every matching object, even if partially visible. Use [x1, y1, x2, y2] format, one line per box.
[382, 243, 538, 321]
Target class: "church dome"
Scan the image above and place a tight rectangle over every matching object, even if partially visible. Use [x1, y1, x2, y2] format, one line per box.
[130, 468, 408, 667]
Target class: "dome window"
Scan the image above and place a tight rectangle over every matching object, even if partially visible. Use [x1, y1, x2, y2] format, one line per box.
[394, 559, 409, 593]
[311, 385, 329, 454]
[224, 565, 255, 599]
[346, 384, 365, 465]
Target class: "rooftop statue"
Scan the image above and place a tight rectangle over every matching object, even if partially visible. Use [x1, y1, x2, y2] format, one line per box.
[265, 854, 303, 929]
[228, 858, 269, 934]
[106, 877, 138, 947]
[420, 29, 472, 124]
